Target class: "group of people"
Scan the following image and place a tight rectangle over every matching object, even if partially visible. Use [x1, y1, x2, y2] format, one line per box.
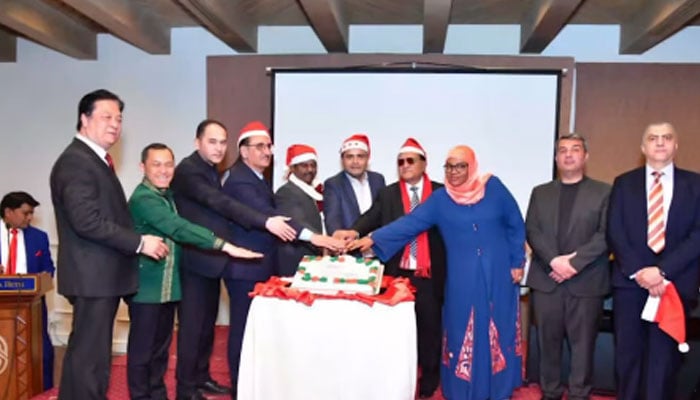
[3, 87, 697, 400]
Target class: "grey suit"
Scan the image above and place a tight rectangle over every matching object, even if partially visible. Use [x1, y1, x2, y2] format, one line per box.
[274, 181, 324, 276]
[525, 177, 611, 400]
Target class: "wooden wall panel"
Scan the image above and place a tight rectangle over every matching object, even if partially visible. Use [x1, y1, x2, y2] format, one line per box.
[575, 63, 700, 183]
[207, 54, 575, 168]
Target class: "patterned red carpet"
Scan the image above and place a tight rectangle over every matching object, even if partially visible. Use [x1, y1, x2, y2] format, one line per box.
[31, 326, 615, 399]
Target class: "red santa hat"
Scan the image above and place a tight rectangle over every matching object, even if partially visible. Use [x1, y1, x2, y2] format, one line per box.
[398, 137, 426, 157]
[641, 281, 689, 353]
[340, 134, 370, 155]
[238, 121, 270, 147]
[286, 144, 317, 166]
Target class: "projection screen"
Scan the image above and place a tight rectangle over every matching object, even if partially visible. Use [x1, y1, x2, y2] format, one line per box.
[271, 69, 561, 214]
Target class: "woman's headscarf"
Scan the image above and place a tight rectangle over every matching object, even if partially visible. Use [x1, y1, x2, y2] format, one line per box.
[444, 145, 492, 205]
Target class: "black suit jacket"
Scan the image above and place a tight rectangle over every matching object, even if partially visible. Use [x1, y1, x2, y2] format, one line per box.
[324, 170, 385, 234]
[50, 138, 141, 297]
[275, 181, 324, 276]
[525, 177, 611, 297]
[171, 151, 268, 279]
[608, 166, 700, 300]
[222, 160, 304, 281]
[352, 180, 446, 300]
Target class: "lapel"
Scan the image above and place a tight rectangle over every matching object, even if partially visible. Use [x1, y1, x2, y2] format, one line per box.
[563, 178, 589, 237]
[369, 172, 381, 199]
[23, 229, 35, 272]
[667, 166, 684, 233]
[72, 139, 125, 195]
[240, 162, 273, 199]
[340, 173, 361, 213]
[547, 181, 562, 237]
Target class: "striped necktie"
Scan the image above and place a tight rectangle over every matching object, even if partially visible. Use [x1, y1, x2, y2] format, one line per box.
[409, 186, 419, 258]
[647, 171, 665, 253]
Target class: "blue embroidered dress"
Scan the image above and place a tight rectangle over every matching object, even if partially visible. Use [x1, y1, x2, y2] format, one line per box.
[371, 177, 525, 400]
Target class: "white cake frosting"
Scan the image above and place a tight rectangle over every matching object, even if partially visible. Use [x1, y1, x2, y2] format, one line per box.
[290, 255, 384, 295]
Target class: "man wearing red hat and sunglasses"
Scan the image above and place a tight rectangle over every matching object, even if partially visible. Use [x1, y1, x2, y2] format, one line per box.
[333, 138, 446, 399]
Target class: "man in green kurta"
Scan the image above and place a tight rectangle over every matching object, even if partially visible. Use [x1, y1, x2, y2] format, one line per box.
[127, 143, 260, 400]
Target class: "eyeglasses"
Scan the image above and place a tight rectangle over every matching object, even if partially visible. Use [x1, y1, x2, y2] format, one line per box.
[244, 143, 274, 151]
[397, 157, 418, 167]
[443, 162, 468, 173]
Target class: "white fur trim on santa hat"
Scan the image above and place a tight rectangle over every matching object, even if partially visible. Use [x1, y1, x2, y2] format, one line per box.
[340, 140, 369, 154]
[399, 145, 425, 156]
[289, 152, 317, 166]
[238, 130, 270, 146]
[679, 342, 690, 353]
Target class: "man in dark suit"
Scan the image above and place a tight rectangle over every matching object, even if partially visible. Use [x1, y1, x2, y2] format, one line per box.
[525, 133, 611, 400]
[608, 122, 700, 400]
[50, 89, 169, 399]
[0, 191, 56, 390]
[275, 144, 325, 276]
[333, 138, 446, 399]
[323, 133, 385, 235]
[170, 119, 298, 400]
[222, 122, 344, 398]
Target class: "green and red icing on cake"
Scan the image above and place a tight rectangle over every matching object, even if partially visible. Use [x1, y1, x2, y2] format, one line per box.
[291, 255, 384, 295]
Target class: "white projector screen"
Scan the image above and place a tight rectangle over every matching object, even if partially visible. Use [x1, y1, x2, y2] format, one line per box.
[271, 70, 560, 214]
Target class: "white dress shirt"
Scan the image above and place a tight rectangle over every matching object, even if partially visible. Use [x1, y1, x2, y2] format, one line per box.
[347, 172, 373, 214]
[1, 223, 27, 274]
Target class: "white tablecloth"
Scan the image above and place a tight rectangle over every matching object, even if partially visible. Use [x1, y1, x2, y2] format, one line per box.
[238, 296, 417, 400]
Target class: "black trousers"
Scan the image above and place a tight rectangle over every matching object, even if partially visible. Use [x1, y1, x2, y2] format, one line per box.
[127, 301, 177, 400]
[532, 286, 604, 400]
[58, 296, 121, 400]
[399, 270, 442, 394]
[176, 269, 221, 397]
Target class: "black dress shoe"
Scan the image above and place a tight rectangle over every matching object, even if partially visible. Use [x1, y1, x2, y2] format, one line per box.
[198, 379, 232, 394]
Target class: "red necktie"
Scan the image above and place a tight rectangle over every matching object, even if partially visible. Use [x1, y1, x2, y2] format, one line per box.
[7, 228, 18, 275]
[315, 183, 324, 212]
[647, 171, 665, 253]
[105, 153, 115, 172]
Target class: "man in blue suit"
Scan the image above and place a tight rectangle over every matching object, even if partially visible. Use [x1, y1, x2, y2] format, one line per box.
[0, 191, 56, 390]
[324, 134, 385, 235]
[222, 121, 344, 398]
[608, 122, 700, 400]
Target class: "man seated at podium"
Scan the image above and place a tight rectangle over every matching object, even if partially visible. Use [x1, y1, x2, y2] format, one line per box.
[0, 191, 56, 390]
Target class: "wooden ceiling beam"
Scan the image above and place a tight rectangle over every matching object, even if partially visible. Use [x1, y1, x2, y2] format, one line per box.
[176, 0, 256, 53]
[0, 0, 96, 59]
[520, 0, 585, 53]
[620, 0, 700, 54]
[58, 0, 170, 54]
[423, 0, 453, 53]
[296, 0, 348, 52]
[0, 29, 16, 62]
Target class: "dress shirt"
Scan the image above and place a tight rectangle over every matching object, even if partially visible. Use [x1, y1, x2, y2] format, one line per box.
[346, 171, 373, 214]
[1, 223, 27, 274]
[403, 177, 424, 270]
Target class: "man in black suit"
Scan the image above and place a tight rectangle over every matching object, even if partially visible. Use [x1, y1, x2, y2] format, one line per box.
[170, 119, 298, 400]
[333, 138, 446, 399]
[525, 133, 611, 400]
[50, 89, 169, 399]
[222, 122, 343, 397]
[275, 144, 325, 276]
[608, 122, 700, 400]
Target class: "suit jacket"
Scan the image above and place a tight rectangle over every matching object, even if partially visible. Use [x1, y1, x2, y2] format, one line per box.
[275, 181, 324, 276]
[50, 138, 141, 297]
[222, 160, 303, 281]
[607, 166, 700, 300]
[525, 177, 611, 297]
[352, 180, 446, 299]
[323, 170, 385, 234]
[1, 225, 55, 276]
[171, 151, 268, 279]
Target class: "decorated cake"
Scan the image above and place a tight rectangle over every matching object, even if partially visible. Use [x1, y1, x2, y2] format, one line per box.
[290, 255, 384, 295]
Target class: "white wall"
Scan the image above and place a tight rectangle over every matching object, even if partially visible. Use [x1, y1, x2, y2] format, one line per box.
[2, 23, 700, 351]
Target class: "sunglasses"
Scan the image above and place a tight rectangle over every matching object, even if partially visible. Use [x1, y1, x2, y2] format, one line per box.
[397, 157, 418, 167]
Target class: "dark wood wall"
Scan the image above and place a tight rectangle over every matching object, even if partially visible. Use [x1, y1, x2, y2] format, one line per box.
[575, 63, 700, 183]
[207, 54, 575, 167]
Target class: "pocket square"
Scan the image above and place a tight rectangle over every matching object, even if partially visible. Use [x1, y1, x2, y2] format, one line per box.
[35, 250, 43, 257]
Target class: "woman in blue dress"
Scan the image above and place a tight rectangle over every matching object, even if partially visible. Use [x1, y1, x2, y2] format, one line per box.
[351, 145, 525, 400]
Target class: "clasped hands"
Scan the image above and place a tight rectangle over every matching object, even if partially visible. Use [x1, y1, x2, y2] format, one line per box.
[549, 252, 578, 283]
[635, 266, 666, 297]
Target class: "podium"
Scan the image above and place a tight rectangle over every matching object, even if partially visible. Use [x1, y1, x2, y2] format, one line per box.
[0, 273, 53, 399]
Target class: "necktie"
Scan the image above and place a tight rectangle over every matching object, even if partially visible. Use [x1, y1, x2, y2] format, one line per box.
[105, 153, 115, 172]
[647, 171, 665, 253]
[409, 186, 420, 258]
[8, 228, 18, 275]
